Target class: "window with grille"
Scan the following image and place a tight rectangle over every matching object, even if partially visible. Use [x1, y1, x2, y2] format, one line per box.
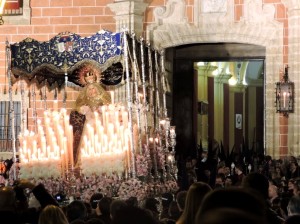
[0, 101, 21, 152]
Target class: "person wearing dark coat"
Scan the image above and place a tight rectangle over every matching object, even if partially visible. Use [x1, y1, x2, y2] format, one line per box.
[0, 179, 59, 224]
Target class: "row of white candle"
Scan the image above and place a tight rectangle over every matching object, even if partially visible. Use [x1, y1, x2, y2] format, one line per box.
[19, 108, 74, 178]
[80, 104, 131, 176]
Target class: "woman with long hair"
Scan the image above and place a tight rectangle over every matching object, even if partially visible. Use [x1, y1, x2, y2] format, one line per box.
[176, 182, 212, 224]
[38, 205, 68, 224]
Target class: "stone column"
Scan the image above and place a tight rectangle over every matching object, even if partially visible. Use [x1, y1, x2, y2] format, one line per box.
[195, 63, 217, 149]
[282, 0, 300, 157]
[108, 0, 148, 37]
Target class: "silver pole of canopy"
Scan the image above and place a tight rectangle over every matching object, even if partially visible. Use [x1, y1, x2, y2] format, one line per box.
[6, 40, 17, 180]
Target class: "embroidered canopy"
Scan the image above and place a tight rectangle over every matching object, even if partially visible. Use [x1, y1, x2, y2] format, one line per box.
[10, 30, 125, 87]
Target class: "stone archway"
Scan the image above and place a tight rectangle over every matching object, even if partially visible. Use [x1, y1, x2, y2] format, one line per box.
[146, 0, 284, 158]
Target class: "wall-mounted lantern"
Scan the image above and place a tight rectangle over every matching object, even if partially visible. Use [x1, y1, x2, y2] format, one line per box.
[275, 65, 294, 117]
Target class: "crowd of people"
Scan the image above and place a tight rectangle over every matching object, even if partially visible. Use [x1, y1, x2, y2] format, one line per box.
[1, 150, 300, 224]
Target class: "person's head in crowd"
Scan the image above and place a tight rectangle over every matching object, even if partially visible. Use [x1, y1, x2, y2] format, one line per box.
[96, 196, 113, 216]
[289, 162, 299, 173]
[66, 200, 87, 222]
[176, 190, 187, 213]
[0, 186, 16, 211]
[224, 176, 233, 187]
[288, 178, 300, 196]
[234, 164, 244, 175]
[111, 205, 158, 224]
[275, 166, 284, 176]
[287, 195, 300, 216]
[275, 159, 283, 167]
[224, 166, 231, 176]
[38, 205, 69, 224]
[89, 193, 103, 210]
[242, 172, 286, 223]
[242, 172, 269, 199]
[258, 164, 264, 174]
[285, 215, 300, 224]
[196, 188, 267, 224]
[215, 173, 225, 188]
[289, 156, 297, 164]
[110, 199, 127, 221]
[143, 197, 160, 220]
[217, 162, 225, 174]
[288, 179, 295, 192]
[177, 182, 212, 224]
[125, 196, 138, 207]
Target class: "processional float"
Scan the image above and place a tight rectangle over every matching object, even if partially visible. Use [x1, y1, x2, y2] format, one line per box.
[5, 30, 178, 200]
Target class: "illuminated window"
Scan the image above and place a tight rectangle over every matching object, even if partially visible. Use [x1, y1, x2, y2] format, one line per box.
[2, 0, 30, 25]
[3, 0, 23, 15]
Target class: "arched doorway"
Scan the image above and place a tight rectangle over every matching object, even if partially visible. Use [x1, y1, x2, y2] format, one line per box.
[147, 0, 283, 158]
[169, 43, 265, 160]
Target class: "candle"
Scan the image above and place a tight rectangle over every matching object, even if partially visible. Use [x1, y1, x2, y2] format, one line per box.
[159, 119, 166, 130]
[53, 100, 58, 111]
[122, 111, 128, 127]
[67, 125, 73, 169]
[283, 92, 286, 108]
[63, 137, 68, 173]
[110, 91, 114, 104]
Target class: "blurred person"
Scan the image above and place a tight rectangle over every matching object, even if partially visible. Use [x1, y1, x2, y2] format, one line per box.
[0, 186, 20, 223]
[89, 193, 103, 211]
[287, 195, 300, 216]
[176, 190, 187, 217]
[94, 196, 113, 224]
[84, 202, 93, 219]
[224, 176, 234, 188]
[287, 162, 300, 179]
[214, 173, 225, 189]
[176, 182, 212, 224]
[111, 206, 158, 224]
[196, 188, 267, 224]
[110, 199, 127, 221]
[0, 179, 58, 224]
[125, 196, 138, 207]
[288, 178, 300, 196]
[66, 200, 88, 223]
[242, 172, 284, 224]
[198, 208, 265, 224]
[285, 215, 300, 224]
[269, 183, 280, 204]
[38, 205, 68, 224]
[143, 197, 160, 221]
[168, 201, 181, 222]
[233, 164, 245, 186]
[160, 192, 174, 219]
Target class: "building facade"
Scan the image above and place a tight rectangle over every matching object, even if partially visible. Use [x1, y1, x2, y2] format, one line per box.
[0, 0, 299, 158]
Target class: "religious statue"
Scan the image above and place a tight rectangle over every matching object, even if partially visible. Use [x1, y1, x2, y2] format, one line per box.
[70, 64, 111, 166]
[75, 67, 111, 113]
